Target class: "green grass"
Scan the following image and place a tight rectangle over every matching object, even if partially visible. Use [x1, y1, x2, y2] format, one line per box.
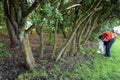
[16, 36, 120, 80]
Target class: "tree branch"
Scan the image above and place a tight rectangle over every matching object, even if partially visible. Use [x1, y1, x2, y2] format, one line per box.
[22, 0, 42, 18]
[25, 24, 36, 33]
[59, 0, 82, 11]
[56, 0, 103, 61]
[65, 4, 81, 10]
[3, 0, 17, 32]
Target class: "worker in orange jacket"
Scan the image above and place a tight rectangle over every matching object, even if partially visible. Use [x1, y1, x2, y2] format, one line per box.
[99, 32, 117, 57]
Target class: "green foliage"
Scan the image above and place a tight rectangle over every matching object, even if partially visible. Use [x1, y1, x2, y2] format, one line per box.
[42, 3, 54, 18]
[90, 18, 120, 41]
[82, 0, 93, 6]
[42, 3, 63, 28]
[32, 3, 63, 28]
[62, 19, 73, 35]
[31, 6, 42, 25]
[0, 43, 9, 56]
[86, 47, 98, 57]
[89, 0, 120, 41]
[79, 45, 86, 54]
[0, 2, 7, 32]
[32, 2, 63, 45]
[17, 67, 47, 80]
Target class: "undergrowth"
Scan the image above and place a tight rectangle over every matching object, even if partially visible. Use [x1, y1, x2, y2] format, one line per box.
[0, 42, 9, 56]
[16, 36, 120, 80]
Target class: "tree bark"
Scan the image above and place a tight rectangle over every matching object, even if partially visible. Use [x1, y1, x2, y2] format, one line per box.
[40, 26, 44, 58]
[83, 13, 99, 45]
[68, 7, 79, 56]
[36, 23, 44, 58]
[52, 19, 58, 59]
[6, 18, 19, 47]
[20, 32, 35, 70]
[3, 0, 19, 48]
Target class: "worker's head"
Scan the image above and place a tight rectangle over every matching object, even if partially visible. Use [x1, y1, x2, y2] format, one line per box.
[99, 35, 102, 39]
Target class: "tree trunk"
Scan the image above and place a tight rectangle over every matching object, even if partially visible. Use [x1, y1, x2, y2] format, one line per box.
[52, 19, 58, 59]
[36, 25, 44, 58]
[76, 14, 93, 52]
[6, 18, 19, 48]
[3, 0, 19, 48]
[20, 31, 35, 70]
[3, 0, 42, 70]
[40, 26, 44, 58]
[69, 7, 79, 56]
[83, 14, 99, 45]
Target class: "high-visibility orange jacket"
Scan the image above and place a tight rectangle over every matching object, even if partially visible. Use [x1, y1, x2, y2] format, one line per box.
[101, 32, 115, 42]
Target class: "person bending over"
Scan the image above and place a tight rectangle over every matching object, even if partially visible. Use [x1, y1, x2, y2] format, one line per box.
[99, 32, 117, 57]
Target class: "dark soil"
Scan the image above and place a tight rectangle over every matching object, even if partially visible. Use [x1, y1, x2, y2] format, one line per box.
[0, 33, 27, 80]
[0, 32, 65, 80]
[0, 32, 96, 80]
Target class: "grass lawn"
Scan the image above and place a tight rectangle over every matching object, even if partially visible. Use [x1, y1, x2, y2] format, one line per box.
[85, 36, 120, 80]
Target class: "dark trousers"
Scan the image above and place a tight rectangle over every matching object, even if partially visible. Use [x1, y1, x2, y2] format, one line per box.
[104, 38, 116, 57]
